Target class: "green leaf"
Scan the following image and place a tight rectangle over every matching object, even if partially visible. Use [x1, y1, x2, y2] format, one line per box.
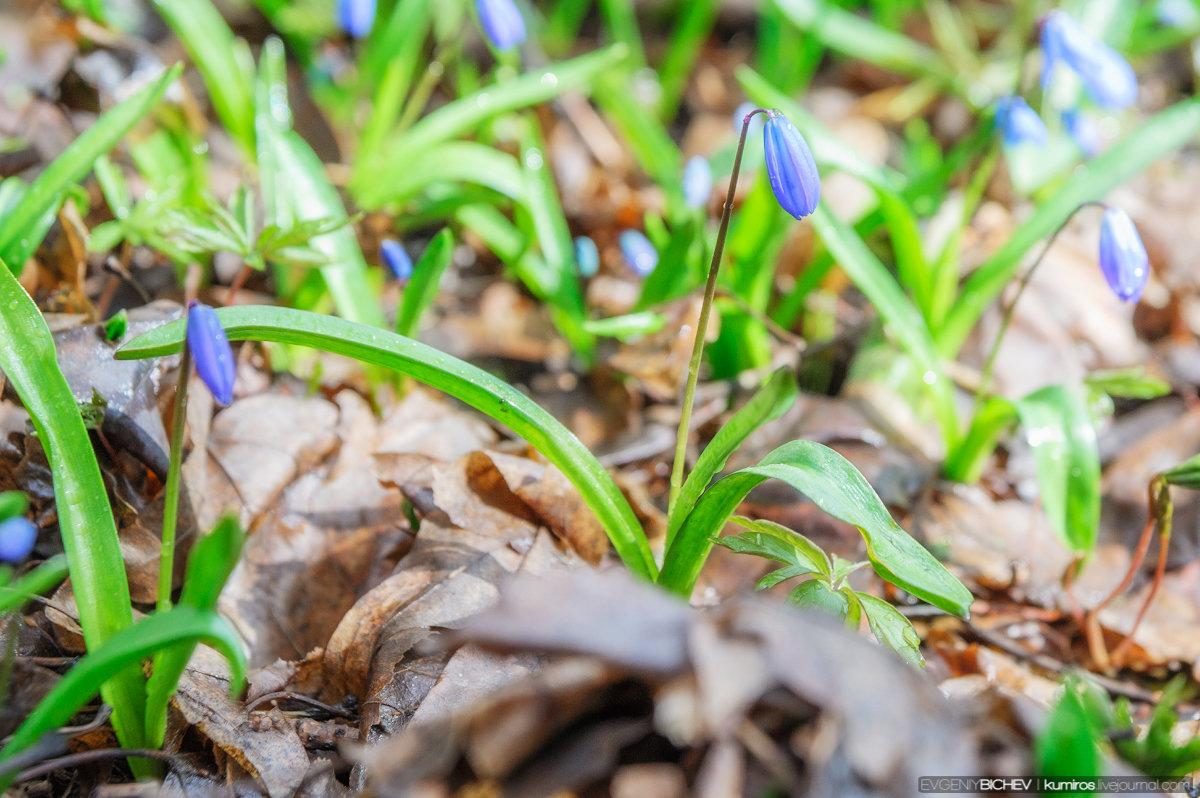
[0, 554, 68, 615]
[668, 368, 799, 544]
[755, 564, 812, 590]
[0, 65, 181, 271]
[145, 515, 245, 747]
[358, 142, 525, 209]
[1036, 678, 1103, 796]
[151, 0, 255, 152]
[0, 606, 246, 786]
[857, 592, 924, 668]
[1085, 367, 1171, 400]
[582, 312, 666, 340]
[116, 305, 657, 582]
[938, 96, 1200, 357]
[396, 228, 454, 339]
[809, 205, 960, 450]
[0, 491, 29, 521]
[660, 440, 972, 618]
[0, 259, 145, 748]
[729, 515, 831, 576]
[1162, 453, 1200, 491]
[788, 579, 850, 621]
[1013, 384, 1101, 555]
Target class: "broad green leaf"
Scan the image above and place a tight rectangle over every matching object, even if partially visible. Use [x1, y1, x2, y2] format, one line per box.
[788, 579, 850, 621]
[356, 45, 630, 204]
[668, 368, 799, 543]
[255, 39, 382, 327]
[772, 0, 952, 81]
[1163, 453, 1200, 491]
[145, 515, 245, 747]
[857, 592, 924, 668]
[0, 65, 181, 271]
[0, 606, 245, 786]
[397, 228, 454, 339]
[756, 564, 812, 590]
[660, 440, 972, 618]
[0, 554, 68, 615]
[0, 259, 145, 748]
[938, 96, 1200, 357]
[116, 305, 657, 582]
[730, 515, 831, 577]
[1013, 384, 1101, 555]
[809, 205, 960, 450]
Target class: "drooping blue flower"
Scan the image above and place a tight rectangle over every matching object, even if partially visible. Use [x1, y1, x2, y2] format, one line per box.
[619, 230, 658, 278]
[1098, 208, 1149, 303]
[0, 517, 37, 563]
[187, 301, 235, 405]
[682, 156, 713, 210]
[1041, 11, 1138, 110]
[994, 96, 1048, 148]
[762, 111, 820, 220]
[337, 0, 376, 38]
[1062, 109, 1102, 157]
[381, 239, 413, 282]
[573, 236, 599, 277]
[476, 0, 526, 50]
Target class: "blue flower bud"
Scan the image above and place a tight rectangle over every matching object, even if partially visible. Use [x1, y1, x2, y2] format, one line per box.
[381, 239, 413, 282]
[476, 0, 526, 50]
[1098, 208, 1149, 303]
[762, 111, 820, 220]
[187, 301, 235, 405]
[573, 236, 599, 277]
[0, 517, 37, 563]
[994, 96, 1048, 148]
[337, 0, 376, 38]
[1041, 11, 1137, 110]
[619, 230, 658, 278]
[1062, 109, 1101, 157]
[682, 156, 713, 210]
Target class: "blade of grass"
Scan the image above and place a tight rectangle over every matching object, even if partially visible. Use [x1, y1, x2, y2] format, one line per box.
[657, 0, 720, 120]
[396, 228, 454, 338]
[0, 66, 181, 271]
[0, 555, 69, 615]
[117, 306, 657, 581]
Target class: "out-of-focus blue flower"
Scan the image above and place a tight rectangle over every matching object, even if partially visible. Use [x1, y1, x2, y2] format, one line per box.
[1098, 208, 1149, 303]
[381, 239, 413, 282]
[337, 0, 376, 38]
[0, 517, 36, 563]
[477, 0, 526, 50]
[573, 236, 599, 277]
[187, 301, 235, 405]
[1062, 109, 1102, 157]
[1041, 11, 1137, 110]
[619, 230, 658, 278]
[762, 111, 820, 220]
[682, 156, 713, 210]
[994, 96, 1048, 147]
[1157, 0, 1200, 27]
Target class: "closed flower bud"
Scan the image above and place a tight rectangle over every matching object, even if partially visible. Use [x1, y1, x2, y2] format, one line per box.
[1098, 208, 1149, 303]
[0, 517, 37, 563]
[381, 239, 413, 282]
[187, 301, 235, 405]
[1041, 11, 1137, 110]
[619, 230, 658, 278]
[1062, 109, 1102, 157]
[682, 156, 713, 210]
[995, 96, 1048, 148]
[573, 236, 599, 277]
[476, 0, 526, 50]
[762, 111, 820, 220]
[337, 0, 376, 38]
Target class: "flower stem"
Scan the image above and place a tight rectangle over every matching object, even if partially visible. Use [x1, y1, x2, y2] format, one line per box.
[158, 345, 191, 613]
[668, 109, 765, 519]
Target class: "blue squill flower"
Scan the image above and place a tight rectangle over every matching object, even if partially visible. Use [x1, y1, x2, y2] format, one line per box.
[0, 517, 36, 563]
[1041, 11, 1137, 110]
[1099, 208, 1149, 303]
[187, 301, 235, 405]
[337, 0, 376, 38]
[682, 156, 713, 210]
[619, 230, 658, 278]
[381, 239, 413, 282]
[762, 111, 820, 219]
[1062, 109, 1101, 157]
[994, 96, 1047, 147]
[477, 0, 526, 50]
[573, 236, 599, 277]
